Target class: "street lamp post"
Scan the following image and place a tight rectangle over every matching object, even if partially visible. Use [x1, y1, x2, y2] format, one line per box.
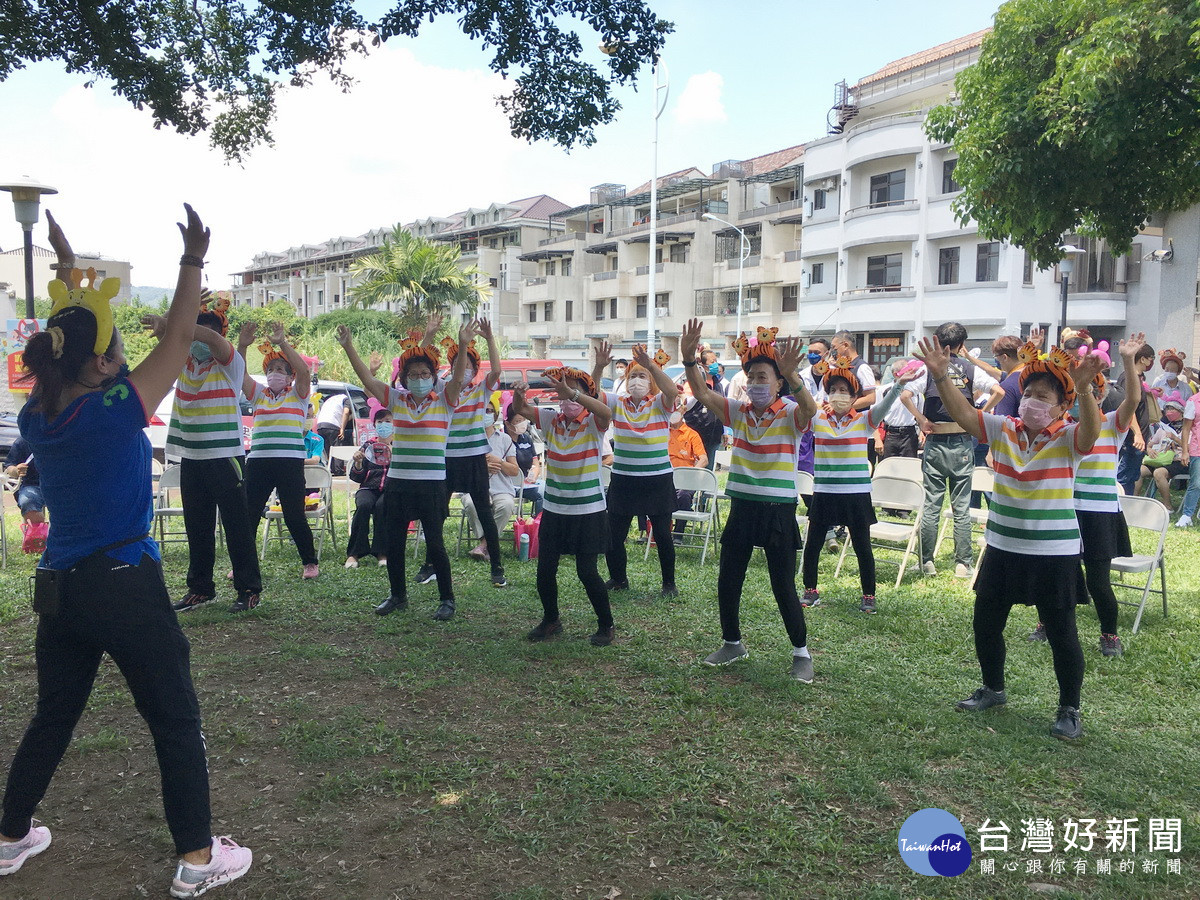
[645, 62, 669, 355]
[1057, 244, 1084, 343]
[702, 213, 751, 341]
[1, 177, 59, 320]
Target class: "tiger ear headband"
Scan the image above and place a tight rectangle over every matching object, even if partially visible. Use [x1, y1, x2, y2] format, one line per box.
[258, 340, 289, 373]
[199, 289, 232, 336]
[47, 267, 120, 355]
[1018, 343, 1078, 405]
[732, 327, 780, 367]
[821, 354, 860, 394]
[441, 334, 482, 369]
[396, 330, 441, 374]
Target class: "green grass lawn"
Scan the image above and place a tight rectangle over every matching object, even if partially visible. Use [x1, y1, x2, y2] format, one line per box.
[1, 492, 1197, 899]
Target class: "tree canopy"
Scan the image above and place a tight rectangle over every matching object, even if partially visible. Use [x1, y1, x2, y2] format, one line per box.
[2, 0, 671, 161]
[925, 0, 1200, 265]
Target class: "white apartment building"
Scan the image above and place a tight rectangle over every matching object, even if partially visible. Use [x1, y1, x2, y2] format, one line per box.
[0, 244, 134, 319]
[798, 30, 1176, 368]
[229, 195, 571, 325]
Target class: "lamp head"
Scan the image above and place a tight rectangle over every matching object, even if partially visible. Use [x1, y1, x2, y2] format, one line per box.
[0, 176, 58, 229]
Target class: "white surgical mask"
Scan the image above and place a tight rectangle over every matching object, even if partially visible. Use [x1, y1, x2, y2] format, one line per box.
[407, 376, 434, 397]
[628, 380, 649, 401]
[1019, 397, 1055, 433]
[463, 367, 476, 383]
[561, 400, 584, 418]
[512, 420, 529, 435]
[266, 371, 288, 393]
[374, 422, 394, 440]
[746, 384, 774, 408]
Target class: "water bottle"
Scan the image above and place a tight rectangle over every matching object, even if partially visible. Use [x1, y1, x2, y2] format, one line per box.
[519, 533, 530, 561]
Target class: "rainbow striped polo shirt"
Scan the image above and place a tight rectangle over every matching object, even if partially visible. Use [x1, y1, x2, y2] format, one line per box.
[1074, 409, 1127, 514]
[536, 407, 606, 515]
[246, 380, 310, 459]
[446, 374, 499, 458]
[387, 385, 452, 482]
[167, 349, 246, 460]
[979, 411, 1085, 556]
[811, 381, 902, 494]
[723, 396, 807, 503]
[604, 391, 673, 478]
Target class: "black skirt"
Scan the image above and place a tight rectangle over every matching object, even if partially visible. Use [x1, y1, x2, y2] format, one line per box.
[1077, 509, 1133, 562]
[721, 497, 803, 551]
[975, 545, 1089, 608]
[445, 453, 490, 496]
[539, 509, 609, 557]
[607, 471, 677, 518]
[806, 491, 878, 531]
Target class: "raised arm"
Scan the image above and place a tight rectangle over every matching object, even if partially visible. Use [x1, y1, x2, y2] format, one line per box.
[680, 318, 730, 426]
[867, 369, 921, 429]
[630, 343, 678, 407]
[479, 318, 502, 387]
[142, 316, 234, 364]
[336, 324, 389, 405]
[421, 313, 443, 347]
[591, 340, 613, 389]
[545, 371, 612, 432]
[915, 336, 986, 442]
[128, 204, 210, 412]
[235, 321, 259, 398]
[776, 336, 816, 421]
[1116, 332, 1146, 432]
[269, 322, 311, 399]
[510, 382, 537, 422]
[45, 210, 75, 286]
[1072, 353, 1105, 453]
[444, 320, 478, 409]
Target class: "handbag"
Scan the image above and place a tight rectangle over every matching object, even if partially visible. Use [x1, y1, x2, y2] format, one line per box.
[513, 513, 541, 560]
[1145, 389, 1162, 425]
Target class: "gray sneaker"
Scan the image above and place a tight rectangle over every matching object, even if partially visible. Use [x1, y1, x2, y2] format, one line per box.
[1051, 705, 1083, 740]
[956, 686, 1007, 711]
[1027, 623, 1047, 642]
[1099, 634, 1124, 657]
[790, 656, 814, 683]
[704, 642, 749, 666]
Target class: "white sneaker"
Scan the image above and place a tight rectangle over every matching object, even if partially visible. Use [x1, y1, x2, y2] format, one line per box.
[0, 824, 51, 875]
[344, 557, 359, 569]
[170, 836, 252, 898]
[954, 563, 972, 579]
[921, 561, 937, 576]
[1176, 515, 1193, 528]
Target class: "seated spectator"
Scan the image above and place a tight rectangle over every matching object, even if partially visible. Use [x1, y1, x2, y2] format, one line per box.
[667, 407, 708, 540]
[1178, 390, 1200, 527]
[345, 408, 391, 568]
[504, 403, 543, 515]
[463, 412, 520, 562]
[1137, 401, 1186, 507]
[4, 435, 47, 550]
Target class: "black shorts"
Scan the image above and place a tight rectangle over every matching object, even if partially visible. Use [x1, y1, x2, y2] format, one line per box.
[607, 472, 676, 518]
[975, 545, 1088, 608]
[721, 497, 802, 550]
[539, 509, 608, 557]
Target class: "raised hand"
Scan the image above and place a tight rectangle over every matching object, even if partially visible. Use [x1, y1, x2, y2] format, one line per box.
[458, 318, 481, 346]
[914, 336, 951, 380]
[1028, 325, 1045, 350]
[335, 324, 353, 349]
[1072, 351, 1105, 388]
[630, 343, 652, 369]
[512, 381, 529, 410]
[776, 336, 803, 377]
[45, 210, 74, 265]
[141, 314, 166, 340]
[238, 321, 258, 348]
[268, 321, 286, 345]
[680, 318, 704, 362]
[177, 203, 210, 260]
[367, 349, 383, 374]
[595, 340, 613, 370]
[424, 313, 443, 343]
[1119, 331, 1147, 361]
[545, 372, 572, 401]
[477, 318, 494, 342]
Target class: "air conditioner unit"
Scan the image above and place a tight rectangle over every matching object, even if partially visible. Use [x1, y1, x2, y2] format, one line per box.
[820, 177, 840, 191]
[804, 199, 815, 218]
[801, 271, 812, 290]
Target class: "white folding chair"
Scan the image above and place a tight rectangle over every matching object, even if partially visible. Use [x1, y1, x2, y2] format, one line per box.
[652, 466, 720, 564]
[834, 475, 925, 588]
[330, 444, 359, 531]
[934, 465, 993, 555]
[795, 470, 815, 546]
[260, 466, 337, 560]
[873, 455, 923, 483]
[153, 464, 188, 545]
[1110, 494, 1170, 633]
[0, 475, 17, 567]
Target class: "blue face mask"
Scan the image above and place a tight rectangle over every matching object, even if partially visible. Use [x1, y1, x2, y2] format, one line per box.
[807, 352, 823, 365]
[708, 362, 720, 376]
[191, 341, 212, 362]
[374, 422, 394, 440]
[407, 376, 434, 397]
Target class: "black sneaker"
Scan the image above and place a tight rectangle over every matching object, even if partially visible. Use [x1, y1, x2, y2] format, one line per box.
[604, 579, 629, 591]
[432, 600, 456, 621]
[173, 592, 214, 613]
[527, 620, 563, 642]
[229, 593, 260, 613]
[956, 686, 1007, 712]
[374, 595, 407, 616]
[415, 563, 437, 585]
[800, 589, 820, 609]
[1051, 705, 1083, 740]
[1027, 623, 1048, 642]
[1099, 634, 1124, 657]
[859, 594, 876, 614]
[491, 570, 507, 588]
[661, 583, 679, 599]
[588, 626, 615, 647]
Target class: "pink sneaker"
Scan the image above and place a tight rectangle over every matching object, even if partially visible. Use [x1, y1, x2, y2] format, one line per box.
[170, 836, 252, 898]
[302, 564, 319, 579]
[0, 823, 52, 875]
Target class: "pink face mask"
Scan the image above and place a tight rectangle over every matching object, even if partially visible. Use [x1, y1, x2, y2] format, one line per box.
[561, 400, 584, 418]
[1019, 397, 1055, 433]
[266, 371, 289, 393]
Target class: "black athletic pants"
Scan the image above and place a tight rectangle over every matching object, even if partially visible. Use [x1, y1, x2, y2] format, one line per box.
[180, 455, 261, 599]
[245, 456, 318, 566]
[347, 488, 388, 560]
[974, 595, 1084, 708]
[607, 512, 676, 587]
[537, 550, 613, 629]
[385, 479, 454, 602]
[716, 538, 806, 647]
[802, 512, 876, 597]
[1, 555, 211, 855]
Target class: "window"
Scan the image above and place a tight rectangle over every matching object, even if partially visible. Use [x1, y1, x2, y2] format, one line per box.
[638, 292, 669, 316]
[610, 297, 618, 319]
[528, 305, 537, 323]
[869, 169, 906, 207]
[869, 333, 905, 367]
[866, 253, 903, 290]
[545, 260, 556, 276]
[333, 293, 339, 307]
[316, 289, 324, 307]
[811, 262, 825, 285]
[976, 242, 1000, 282]
[813, 189, 827, 211]
[594, 299, 606, 321]
[543, 302, 554, 322]
[561, 257, 572, 276]
[715, 229, 762, 261]
[720, 287, 762, 314]
[609, 255, 619, 271]
[942, 159, 960, 194]
[1023, 251, 1033, 285]
[565, 300, 574, 321]
[636, 295, 647, 317]
[489, 277, 499, 288]
[669, 242, 689, 263]
[938, 247, 960, 285]
[782, 285, 798, 313]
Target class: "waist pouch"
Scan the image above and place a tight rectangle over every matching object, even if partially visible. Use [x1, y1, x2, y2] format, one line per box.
[29, 534, 150, 617]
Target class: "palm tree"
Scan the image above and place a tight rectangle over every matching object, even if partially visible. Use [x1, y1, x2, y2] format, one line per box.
[348, 227, 491, 331]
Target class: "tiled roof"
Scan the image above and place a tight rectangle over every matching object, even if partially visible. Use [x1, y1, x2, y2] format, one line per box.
[735, 144, 805, 178]
[510, 194, 571, 221]
[856, 28, 990, 87]
[629, 167, 708, 196]
[1, 244, 54, 257]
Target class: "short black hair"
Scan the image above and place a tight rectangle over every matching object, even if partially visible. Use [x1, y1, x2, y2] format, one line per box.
[934, 321, 968, 349]
[1023, 371, 1066, 405]
[825, 374, 858, 397]
[1134, 343, 1156, 363]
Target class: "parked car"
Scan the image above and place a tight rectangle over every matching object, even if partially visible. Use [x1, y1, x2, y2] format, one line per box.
[436, 358, 565, 406]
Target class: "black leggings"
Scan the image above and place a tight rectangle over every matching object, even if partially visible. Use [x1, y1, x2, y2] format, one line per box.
[717, 538, 807, 647]
[974, 596, 1084, 708]
[607, 512, 676, 587]
[384, 481, 454, 602]
[802, 513, 875, 596]
[245, 456, 318, 566]
[1084, 558, 1120, 635]
[537, 550, 613, 629]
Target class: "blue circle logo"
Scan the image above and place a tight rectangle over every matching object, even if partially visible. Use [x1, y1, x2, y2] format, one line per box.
[898, 808, 972, 876]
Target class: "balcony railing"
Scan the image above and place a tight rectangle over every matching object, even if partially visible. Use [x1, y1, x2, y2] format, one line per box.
[783, 250, 803, 262]
[842, 285, 914, 298]
[537, 231, 588, 247]
[635, 263, 665, 275]
[726, 256, 761, 269]
[738, 197, 803, 220]
[844, 108, 928, 138]
[844, 198, 919, 219]
[525, 276, 547, 286]
[593, 270, 619, 281]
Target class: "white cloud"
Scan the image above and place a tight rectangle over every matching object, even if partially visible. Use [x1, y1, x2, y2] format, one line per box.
[673, 71, 727, 126]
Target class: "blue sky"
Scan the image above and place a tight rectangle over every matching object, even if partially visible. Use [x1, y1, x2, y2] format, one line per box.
[0, 0, 1002, 287]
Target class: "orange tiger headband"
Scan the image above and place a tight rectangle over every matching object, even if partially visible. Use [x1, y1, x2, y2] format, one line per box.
[544, 366, 597, 398]
[396, 330, 441, 376]
[441, 335, 482, 370]
[1017, 342, 1077, 405]
[258, 340, 290, 374]
[624, 347, 670, 396]
[731, 326, 781, 368]
[199, 290, 231, 336]
[812, 354, 860, 395]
